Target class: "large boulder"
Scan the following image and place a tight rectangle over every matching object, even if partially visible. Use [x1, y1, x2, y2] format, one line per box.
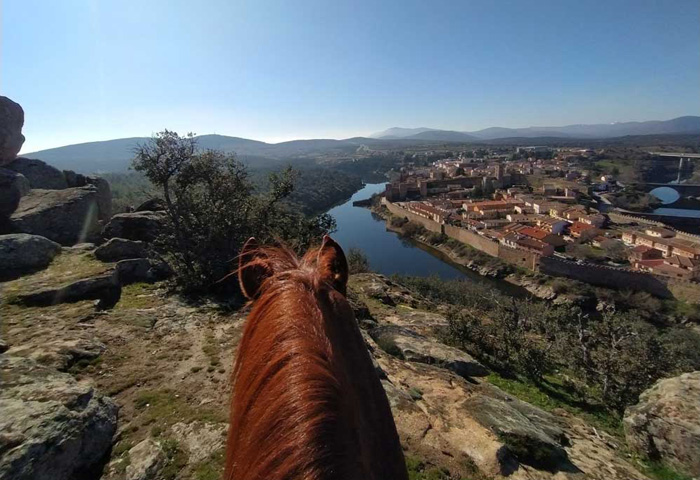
[134, 197, 165, 212]
[10, 186, 100, 245]
[5, 158, 68, 190]
[0, 234, 61, 281]
[86, 176, 112, 221]
[102, 211, 166, 242]
[115, 258, 171, 285]
[12, 270, 121, 310]
[624, 371, 700, 477]
[123, 439, 165, 480]
[95, 237, 148, 262]
[0, 96, 25, 166]
[369, 324, 488, 378]
[0, 168, 30, 218]
[62, 173, 112, 221]
[0, 355, 118, 480]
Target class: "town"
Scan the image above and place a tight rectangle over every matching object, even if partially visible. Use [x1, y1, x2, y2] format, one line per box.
[380, 147, 700, 287]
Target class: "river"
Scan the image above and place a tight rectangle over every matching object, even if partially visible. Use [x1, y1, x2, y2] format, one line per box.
[327, 183, 527, 294]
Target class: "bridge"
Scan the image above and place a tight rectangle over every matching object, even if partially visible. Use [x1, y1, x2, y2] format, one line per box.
[642, 183, 700, 196]
[648, 152, 700, 183]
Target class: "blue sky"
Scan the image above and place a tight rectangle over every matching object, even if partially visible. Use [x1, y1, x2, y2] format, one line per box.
[3, 0, 699, 152]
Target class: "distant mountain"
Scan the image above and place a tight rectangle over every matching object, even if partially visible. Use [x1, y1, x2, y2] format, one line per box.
[402, 130, 479, 142]
[24, 116, 700, 174]
[371, 116, 700, 141]
[368, 127, 436, 139]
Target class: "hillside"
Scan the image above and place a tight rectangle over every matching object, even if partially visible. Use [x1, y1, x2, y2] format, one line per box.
[0, 251, 659, 480]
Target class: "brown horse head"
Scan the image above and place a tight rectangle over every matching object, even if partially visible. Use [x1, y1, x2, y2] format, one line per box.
[225, 236, 407, 480]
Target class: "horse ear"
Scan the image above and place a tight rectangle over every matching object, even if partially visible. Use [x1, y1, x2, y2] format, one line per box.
[238, 237, 272, 300]
[317, 235, 348, 295]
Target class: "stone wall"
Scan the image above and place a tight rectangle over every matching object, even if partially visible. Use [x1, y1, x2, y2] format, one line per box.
[385, 200, 541, 270]
[383, 199, 443, 233]
[443, 224, 500, 256]
[539, 256, 672, 298]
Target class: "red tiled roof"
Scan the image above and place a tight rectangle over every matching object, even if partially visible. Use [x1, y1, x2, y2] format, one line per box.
[569, 221, 596, 235]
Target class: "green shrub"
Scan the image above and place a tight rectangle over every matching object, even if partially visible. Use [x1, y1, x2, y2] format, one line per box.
[347, 247, 371, 274]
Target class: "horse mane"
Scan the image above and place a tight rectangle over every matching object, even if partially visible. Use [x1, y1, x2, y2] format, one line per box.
[225, 243, 354, 480]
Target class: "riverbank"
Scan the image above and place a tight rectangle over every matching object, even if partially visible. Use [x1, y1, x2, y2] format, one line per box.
[368, 202, 594, 304]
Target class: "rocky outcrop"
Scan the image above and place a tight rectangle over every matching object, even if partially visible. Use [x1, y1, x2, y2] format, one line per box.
[171, 421, 227, 464]
[102, 211, 166, 242]
[0, 168, 29, 219]
[87, 176, 112, 221]
[354, 273, 427, 308]
[9, 186, 100, 245]
[0, 96, 25, 166]
[624, 371, 700, 477]
[62, 172, 112, 221]
[7, 338, 106, 372]
[95, 237, 148, 262]
[123, 439, 165, 480]
[135, 198, 165, 212]
[12, 270, 121, 310]
[0, 234, 61, 280]
[369, 324, 488, 379]
[0, 355, 118, 480]
[5, 158, 68, 190]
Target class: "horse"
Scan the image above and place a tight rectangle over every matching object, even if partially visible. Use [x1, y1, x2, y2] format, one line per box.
[224, 236, 408, 480]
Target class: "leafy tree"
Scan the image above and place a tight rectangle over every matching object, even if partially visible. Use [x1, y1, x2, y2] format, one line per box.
[132, 130, 335, 294]
[347, 248, 371, 274]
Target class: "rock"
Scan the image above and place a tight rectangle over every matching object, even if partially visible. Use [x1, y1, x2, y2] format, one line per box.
[0, 234, 62, 281]
[464, 388, 569, 471]
[5, 158, 68, 190]
[12, 270, 121, 309]
[9, 187, 101, 245]
[0, 168, 29, 218]
[135, 198, 165, 212]
[95, 238, 148, 262]
[0, 96, 25, 166]
[7, 338, 106, 372]
[0, 340, 8, 354]
[0, 355, 118, 480]
[86, 175, 112, 221]
[102, 211, 166, 242]
[63, 170, 87, 188]
[624, 371, 700, 477]
[369, 325, 488, 378]
[124, 438, 165, 480]
[115, 258, 162, 284]
[171, 422, 227, 464]
[352, 273, 426, 308]
[346, 287, 372, 321]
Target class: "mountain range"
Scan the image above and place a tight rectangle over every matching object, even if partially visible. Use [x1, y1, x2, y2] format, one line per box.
[369, 116, 700, 141]
[22, 116, 700, 173]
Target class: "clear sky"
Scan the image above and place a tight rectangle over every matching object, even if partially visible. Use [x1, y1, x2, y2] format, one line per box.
[3, 0, 699, 152]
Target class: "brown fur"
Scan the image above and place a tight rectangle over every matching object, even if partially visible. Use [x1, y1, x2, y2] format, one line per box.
[224, 238, 407, 480]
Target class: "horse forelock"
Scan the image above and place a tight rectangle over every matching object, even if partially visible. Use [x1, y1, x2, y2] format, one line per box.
[226, 243, 355, 480]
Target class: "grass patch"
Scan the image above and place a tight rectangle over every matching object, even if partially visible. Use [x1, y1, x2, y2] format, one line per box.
[405, 455, 452, 480]
[2, 251, 110, 298]
[67, 356, 103, 374]
[133, 389, 227, 430]
[639, 460, 693, 480]
[192, 449, 226, 480]
[116, 282, 163, 310]
[203, 331, 221, 367]
[487, 373, 623, 437]
[160, 437, 188, 480]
